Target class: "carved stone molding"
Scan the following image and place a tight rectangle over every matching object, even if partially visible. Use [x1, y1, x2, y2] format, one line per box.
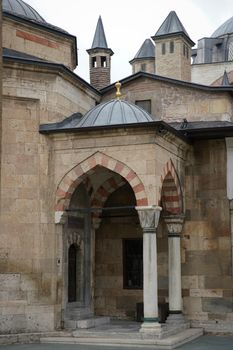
[136, 206, 162, 231]
[163, 215, 185, 236]
[67, 231, 82, 246]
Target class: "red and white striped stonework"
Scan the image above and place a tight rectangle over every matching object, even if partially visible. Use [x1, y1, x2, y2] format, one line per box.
[55, 152, 148, 223]
[90, 176, 126, 229]
[159, 160, 183, 214]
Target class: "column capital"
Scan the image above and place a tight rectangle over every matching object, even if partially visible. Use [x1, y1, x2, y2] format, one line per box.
[229, 199, 233, 210]
[136, 206, 162, 230]
[163, 214, 185, 236]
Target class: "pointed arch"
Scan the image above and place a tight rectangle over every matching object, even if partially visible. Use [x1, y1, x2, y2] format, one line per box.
[90, 176, 126, 229]
[55, 151, 148, 223]
[159, 159, 183, 214]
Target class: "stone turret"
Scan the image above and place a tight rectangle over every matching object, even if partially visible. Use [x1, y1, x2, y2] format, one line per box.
[152, 11, 195, 81]
[87, 16, 114, 90]
[129, 38, 155, 74]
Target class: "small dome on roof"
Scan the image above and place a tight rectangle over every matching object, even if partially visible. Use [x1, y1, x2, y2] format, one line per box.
[3, 0, 46, 23]
[77, 99, 157, 128]
[212, 16, 233, 37]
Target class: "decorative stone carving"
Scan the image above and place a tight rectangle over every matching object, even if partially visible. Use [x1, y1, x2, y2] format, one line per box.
[136, 206, 162, 230]
[163, 215, 185, 236]
[67, 231, 82, 246]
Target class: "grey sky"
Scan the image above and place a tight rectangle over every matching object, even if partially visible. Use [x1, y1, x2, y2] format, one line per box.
[26, 0, 232, 83]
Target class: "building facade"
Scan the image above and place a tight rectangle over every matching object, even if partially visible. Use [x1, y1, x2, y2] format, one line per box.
[1, 0, 233, 337]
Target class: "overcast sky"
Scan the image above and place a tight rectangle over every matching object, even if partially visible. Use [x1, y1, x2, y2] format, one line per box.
[26, 0, 232, 83]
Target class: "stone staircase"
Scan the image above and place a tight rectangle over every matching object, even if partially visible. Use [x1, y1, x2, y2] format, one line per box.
[41, 320, 203, 349]
[64, 305, 110, 330]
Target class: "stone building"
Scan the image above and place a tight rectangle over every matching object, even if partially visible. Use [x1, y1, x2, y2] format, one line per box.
[1, 0, 233, 342]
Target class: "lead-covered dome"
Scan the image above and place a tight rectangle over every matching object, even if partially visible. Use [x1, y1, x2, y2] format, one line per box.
[212, 16, 233, 37]
[77, 99, 157, 128]
[3, 0, 46, 23]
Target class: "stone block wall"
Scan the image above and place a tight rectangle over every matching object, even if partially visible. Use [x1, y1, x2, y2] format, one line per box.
[101, 77, 233, 123]
[154, 37, 191, 81]
[131, 59, 155, 75]
[192, 61, 233, 86]
[3, 18, 76, 70]
[0, 62, 98, 333]
[95, 212, 143, 319]
[182, 139, 233, 327]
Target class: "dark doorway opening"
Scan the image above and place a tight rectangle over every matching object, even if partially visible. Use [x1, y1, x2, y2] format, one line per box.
[68, 244, 77, 302]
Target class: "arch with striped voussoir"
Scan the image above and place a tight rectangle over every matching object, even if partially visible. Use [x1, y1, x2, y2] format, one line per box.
[90, 176, 126, 229]
[159, 159, 183, 215]
[55, 151, 148, 223]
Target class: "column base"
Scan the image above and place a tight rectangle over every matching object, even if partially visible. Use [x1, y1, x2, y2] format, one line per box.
[166, 312, 185, 324]
[140, 320, 162, 334]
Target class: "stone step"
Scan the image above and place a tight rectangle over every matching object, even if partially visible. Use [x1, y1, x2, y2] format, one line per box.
[64, 307, 93, 320]
[65, 316, 110, 330]
[40, 328, 203, 349]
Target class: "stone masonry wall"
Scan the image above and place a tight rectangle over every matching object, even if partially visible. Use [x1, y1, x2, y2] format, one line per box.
[182, 139, 233, 328]
[3, 18, 76, 69]
[102, 77, 233, 123]
[131, 59, 155, 75]
[154, 37, 191, 81]
[0, 64, 98, 333]
[192, 61, 233, 86]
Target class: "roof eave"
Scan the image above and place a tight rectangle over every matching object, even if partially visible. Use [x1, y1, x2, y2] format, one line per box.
[179, 126, 233, 140]
[129, 57, 155, 64]
[3, 55, 101, 96]
[39, 120, 189, 143]
[100, 71, 233, 96]
[86, 47, 114, 56]
[151, 32, 195, 47]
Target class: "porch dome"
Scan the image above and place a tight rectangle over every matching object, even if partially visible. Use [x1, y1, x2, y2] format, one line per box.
[77, 99, 157, 127]
[3, 0, 46, 22]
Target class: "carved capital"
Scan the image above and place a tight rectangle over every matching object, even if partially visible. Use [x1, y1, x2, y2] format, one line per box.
[68, 231, 82, 246]
[163, 215, 185, 236]
[136, 206, 162, 231]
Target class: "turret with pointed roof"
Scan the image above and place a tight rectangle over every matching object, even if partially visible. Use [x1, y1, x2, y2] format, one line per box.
[129, 38, 155, 74]
[152, 11, 195, 81]
[87, 16, 114, 90]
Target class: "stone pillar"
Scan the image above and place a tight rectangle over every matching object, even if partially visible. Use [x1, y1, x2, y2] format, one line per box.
[164, 215, 185, 323]
[136, 205, 162, 333]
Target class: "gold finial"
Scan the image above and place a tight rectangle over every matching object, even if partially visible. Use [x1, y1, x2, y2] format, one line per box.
[115, 81, 122, 99]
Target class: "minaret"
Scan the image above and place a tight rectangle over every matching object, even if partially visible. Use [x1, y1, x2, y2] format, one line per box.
[87, 16, 114, 90]
[152, 11, 195, 81]
[129, 39, 155, 74]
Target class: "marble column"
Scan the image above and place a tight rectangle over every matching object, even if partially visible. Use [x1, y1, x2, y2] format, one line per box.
[164, 215, 185, 323]
[136, 205, 162, 333]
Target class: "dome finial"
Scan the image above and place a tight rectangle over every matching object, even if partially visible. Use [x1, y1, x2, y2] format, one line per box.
[115, 81, 122, 99]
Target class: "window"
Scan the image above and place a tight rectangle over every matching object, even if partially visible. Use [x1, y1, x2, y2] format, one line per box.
[101, 56, 107, 67]
[183, 44, 186, 56]
[170, 41, 174, 53]
[162, 42, 166, 55]
[135, 99, 151, 114]
[228, 42, 233, 61]
[92, 57, 97, 68]
[123, 239, 143, 289]
[141, 63, 146, 71]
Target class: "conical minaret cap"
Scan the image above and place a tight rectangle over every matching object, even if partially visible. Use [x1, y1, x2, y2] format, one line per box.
[152, 11, 195, 46]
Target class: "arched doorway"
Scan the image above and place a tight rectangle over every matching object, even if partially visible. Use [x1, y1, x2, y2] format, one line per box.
[61, 164, 146, 322]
